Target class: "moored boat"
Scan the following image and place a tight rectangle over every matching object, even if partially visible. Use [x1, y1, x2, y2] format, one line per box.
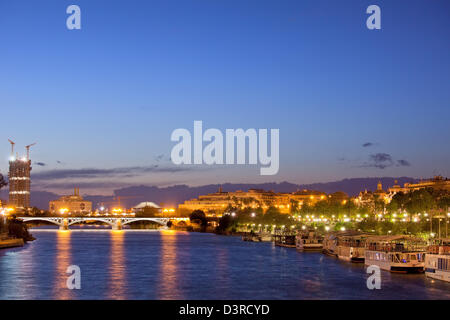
[365, 235, 427, 273]
[242, 232, 261, 242]
[273, 233, 296, 248]
[258, 232, 272, 242]
[425, 238, 450, 282]
[336, 233, 368, 263]
[296, 230, 324, 251]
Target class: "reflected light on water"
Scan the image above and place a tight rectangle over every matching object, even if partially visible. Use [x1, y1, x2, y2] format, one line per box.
[157, 229, 183, 299]
[108, 230, 126, 299]
[53, 230, 73, 300]
[215, 246, 230, 296]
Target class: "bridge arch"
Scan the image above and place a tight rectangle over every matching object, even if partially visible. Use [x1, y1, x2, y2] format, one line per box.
[121, 218, 169, 226]
[20, 217, 67, 229]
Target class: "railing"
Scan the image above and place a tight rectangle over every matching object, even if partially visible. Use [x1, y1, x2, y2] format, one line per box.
[427, 245, 450, 255]
[337, 240, 366, 248]
[366, 243, 427, 253]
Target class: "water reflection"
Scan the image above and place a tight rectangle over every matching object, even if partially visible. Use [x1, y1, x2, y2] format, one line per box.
[215, 247, 230, 296]
[1, 230, 449, 300]
[53, 230, 73, 299]
[108, 230, 126, 299]
[157, 230, 182, 299]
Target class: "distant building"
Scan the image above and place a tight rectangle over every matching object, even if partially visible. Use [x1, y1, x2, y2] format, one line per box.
[328, 191, 350, 203]
[178, 188, 232, 215]
[49, 188, 92, 214]
[355, 181, 390, 206]
[179, 188, 292, 215]
[133, 202, 161, 211]
[8, 156, 32, 209]
[389, 176, 450, 194]
[132, 202, 162, 215]
[289, 189, 328, 205]
[388, 180, 403, 194]
[178, 188, 329, 215]
[373, 181, 388, 200]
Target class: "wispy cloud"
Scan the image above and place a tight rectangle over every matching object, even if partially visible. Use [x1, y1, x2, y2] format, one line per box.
[369, 153, 393, 169]
[360, 153, 411, 170]
[34, 181, 134, 190]
[396, 159, 411, 167]
[32, 165, 200, 180]
[361, 153, 393, 169]
[362, 142, 377, 148]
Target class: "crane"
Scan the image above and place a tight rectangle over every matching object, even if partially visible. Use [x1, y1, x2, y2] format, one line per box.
[114, 195, 139, 209]
[25, 143, 36, 160]
[8, 139, 15, 156]
[99, 195, 139, 211]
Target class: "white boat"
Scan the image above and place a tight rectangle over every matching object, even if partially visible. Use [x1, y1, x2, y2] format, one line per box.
[365, 235, 427, 273]
[258, 232, 273, 242]
[296, 230, 323, 251]
[336, 234, 368, 263]
[425, 238, 450, 282]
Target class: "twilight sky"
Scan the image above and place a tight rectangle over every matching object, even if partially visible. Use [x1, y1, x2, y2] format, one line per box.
[0, 0, 449, 195]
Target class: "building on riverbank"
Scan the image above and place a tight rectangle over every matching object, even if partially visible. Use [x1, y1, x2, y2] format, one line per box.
[49, 188, 92, 214]
[388, 176, 450, 194]
[178, 187, 329, 216]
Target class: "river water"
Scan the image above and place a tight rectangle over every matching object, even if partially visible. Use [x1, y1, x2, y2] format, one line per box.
[0, 229, 449, 300]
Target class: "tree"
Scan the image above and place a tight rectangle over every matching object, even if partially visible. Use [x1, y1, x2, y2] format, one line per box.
[290, 199, 299, 213]
[374, 198, 386, 215]
[8, 216, 33, 242]
[386, 199, 399, 215]
[216, 214, 233, 234]
[189, 210, 208, 229]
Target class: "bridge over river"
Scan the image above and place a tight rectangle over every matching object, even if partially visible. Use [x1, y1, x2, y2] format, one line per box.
[17, 217, 189, 230]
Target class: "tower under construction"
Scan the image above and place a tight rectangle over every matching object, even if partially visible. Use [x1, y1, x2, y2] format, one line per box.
[8, 140, 35, 209]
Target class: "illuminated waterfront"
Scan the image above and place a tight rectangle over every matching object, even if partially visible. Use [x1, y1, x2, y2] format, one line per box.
[0, 229, 449, 300]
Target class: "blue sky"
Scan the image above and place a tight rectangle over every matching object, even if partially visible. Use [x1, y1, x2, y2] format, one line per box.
[0, 0, 449, 195]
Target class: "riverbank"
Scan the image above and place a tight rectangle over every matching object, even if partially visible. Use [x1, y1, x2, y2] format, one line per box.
[0, 234, 24, 249]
